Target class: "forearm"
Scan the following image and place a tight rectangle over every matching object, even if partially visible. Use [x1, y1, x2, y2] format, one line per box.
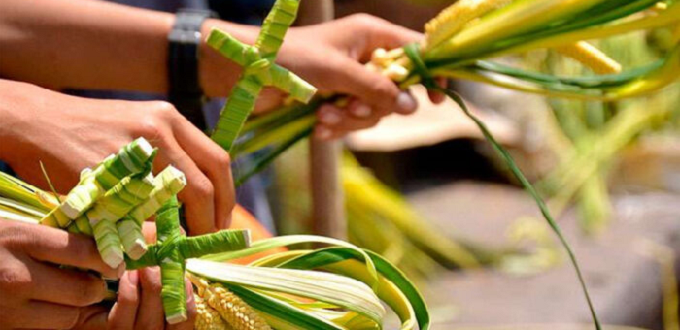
[0, 79, 43, 160]
[0, 0, 257, 97]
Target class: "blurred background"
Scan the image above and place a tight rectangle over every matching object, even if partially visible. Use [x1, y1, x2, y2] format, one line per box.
[220, 0, 680, 329]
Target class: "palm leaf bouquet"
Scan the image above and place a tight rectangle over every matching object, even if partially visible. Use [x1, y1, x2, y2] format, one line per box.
[532, 30, 680, 234]
[228, 0, 680, 182]
[0, 138, 431, 330]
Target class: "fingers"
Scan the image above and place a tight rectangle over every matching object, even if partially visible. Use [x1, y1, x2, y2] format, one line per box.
[172, 117, 235, 230]
[342, 14, 422, 61]
[16, 301, 81, 329]
[18, 223, 121, 279]
[138, 102, 220, 235]
[154, 134, 216, 235]
[135, 267, 165, 330]
[109, 270, 140, 330]
[142, 221, 157, 243]
[358, 18, 448, 105]
[330, 59, 418, 117]
[315, 102, 381, 140]
[27, 261, 108, 307]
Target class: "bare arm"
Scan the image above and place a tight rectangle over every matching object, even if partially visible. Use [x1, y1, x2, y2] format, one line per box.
[0, 1, 441, 138]
[0, 78, 235, 235]
[0, 0, 255, 97]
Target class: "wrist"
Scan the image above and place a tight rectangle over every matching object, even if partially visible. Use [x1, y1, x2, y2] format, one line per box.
[198, 20, 259, 98]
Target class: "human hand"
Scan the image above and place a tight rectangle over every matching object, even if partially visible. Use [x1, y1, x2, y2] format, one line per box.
[0, 80, 234, 234]
[282, 14, 446, 140]
[67, 268, 197, 330]
[0, 220, 120, 330]
[102, 268, 197, 330]
[201, 14, 445, 140]
[90, 222, 195, 330]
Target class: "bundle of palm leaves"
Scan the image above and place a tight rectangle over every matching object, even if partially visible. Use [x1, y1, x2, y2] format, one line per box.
[0, 140, 429, 330]
[211, 2, 680, 328]
[521, 28, 680, 234]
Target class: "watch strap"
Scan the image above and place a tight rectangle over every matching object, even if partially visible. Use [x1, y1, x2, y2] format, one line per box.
[168, 9, 216, 130]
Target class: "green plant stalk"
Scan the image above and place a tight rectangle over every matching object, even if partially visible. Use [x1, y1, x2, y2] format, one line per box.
[347, 201, 444, 280]
[121, 165, 187, 259]
[577, 170, 612, 235]
[154, 196, 187, 324]
[0, 196, 45, 219]
[234, 125, 314, 187]
[233, 116, 316, 156]
[88, 172, 155, 268]
[426, 0, 676, 64]
[0, 168, 428, 329]
[87, 172, 155, 226]
[255, 0, 299, 58]
[122, 195, 252, 324]
[343, 156, 481, 269]
[139, 198, 253, 324]
[69, 216, 93, 236]
[0, 139, 258, 325]
[540, 96, 612, 234]
[201, 236, 429, 330]
[428, 0, 607, 59]
[207, 0, 316, 153]
[188, 259, 386, 325]
[117, 216, 145, 260]
[41, 137, 155, 227]
[393, 2, 680, 101]
[221, 0, 680, 185]
[492, 3, 680, 60]
[447, 87, 603, 329]
[0, 171, 54, 212]
[198, 1, 680, 328]
[544, 102, 671, 206]
[280, 248, 429, 330]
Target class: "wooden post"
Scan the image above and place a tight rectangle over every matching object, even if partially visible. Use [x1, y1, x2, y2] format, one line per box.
[297, 0, 335, 25]
[297, 0, 347, 240]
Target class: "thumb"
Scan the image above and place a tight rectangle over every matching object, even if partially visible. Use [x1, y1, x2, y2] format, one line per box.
[20, 223, 121, 279]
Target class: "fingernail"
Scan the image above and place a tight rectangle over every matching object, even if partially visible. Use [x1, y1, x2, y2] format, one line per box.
[320, 111, 341, 125]
[128, 270, 138, 286]
[396, 92, 417, 113]
[316, 127, 332, 140]
[353, 104, 372, 118]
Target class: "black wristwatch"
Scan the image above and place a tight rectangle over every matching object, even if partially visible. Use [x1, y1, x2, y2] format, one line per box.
[168, 9, 217, 130]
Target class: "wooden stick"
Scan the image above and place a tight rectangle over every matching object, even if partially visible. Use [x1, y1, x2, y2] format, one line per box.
[298, 0, 347, 240]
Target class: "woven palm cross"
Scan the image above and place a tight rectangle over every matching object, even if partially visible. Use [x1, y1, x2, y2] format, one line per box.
[124, 195, 252, 324]
[208, 0, 317, 152]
